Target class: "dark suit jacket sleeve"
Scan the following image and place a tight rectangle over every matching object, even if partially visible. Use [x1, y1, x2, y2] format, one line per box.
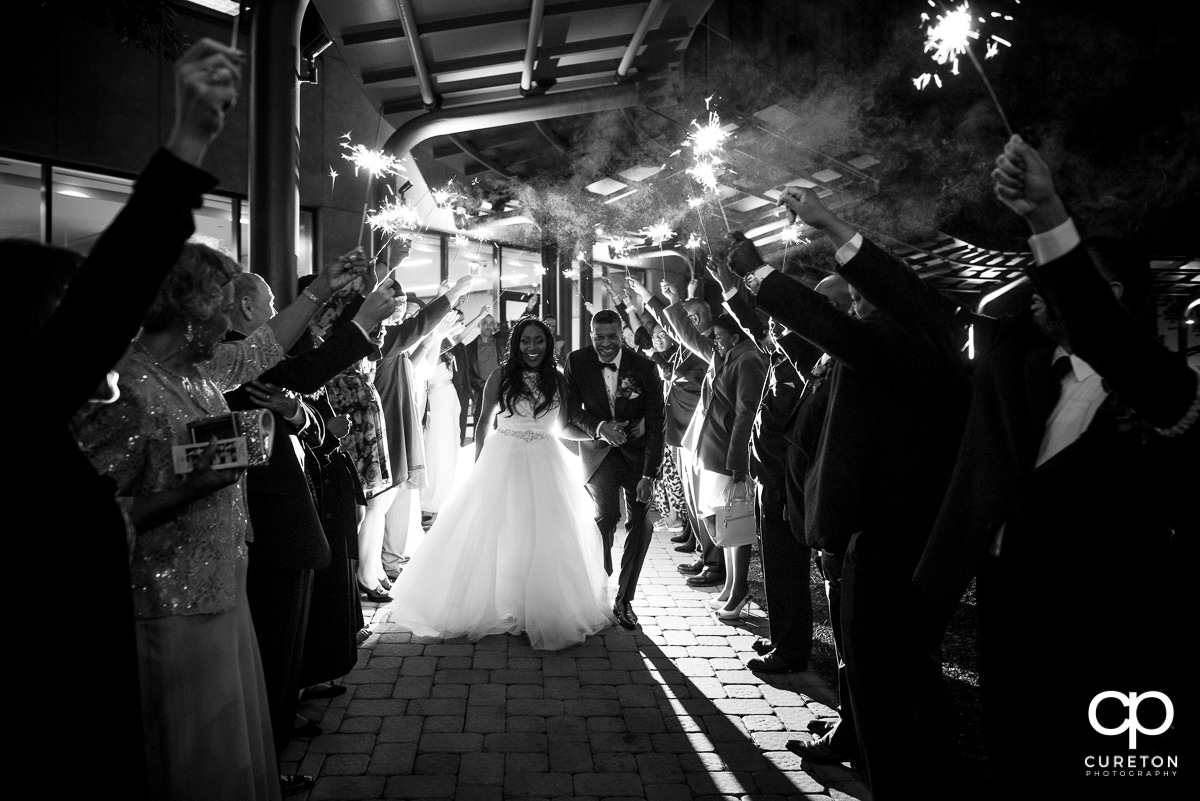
[639, 358, 665, 477]
[563, 351, 601, 438]
[1029, 246, 1199, 430]
[662, 302, 715, 365]
[727, 350, 767, 472]
[755, 271, 921, 373]
[378, 294, 452, 361]
[257, 322, 374, 394]
[722, 289, 763, 350]
[40, 149, 217, 420]
[836, 238, 963, 357]
[776, 331, 822, 377]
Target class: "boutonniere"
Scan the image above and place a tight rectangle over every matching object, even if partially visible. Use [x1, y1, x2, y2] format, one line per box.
[615, 375, 642, 400]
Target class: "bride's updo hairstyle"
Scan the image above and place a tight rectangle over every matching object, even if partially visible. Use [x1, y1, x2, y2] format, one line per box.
[499, 315, 561, 419]
[142, 241, 240, 335]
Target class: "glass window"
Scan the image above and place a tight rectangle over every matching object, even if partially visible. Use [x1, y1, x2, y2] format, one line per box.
[192, 194, 237, 259]
[447, 233, 494, 326]
[49, 168, 133, 256]
[0, 157, 42, 242]
[500, 245, 544, 321]
[394, 232, 442, 299]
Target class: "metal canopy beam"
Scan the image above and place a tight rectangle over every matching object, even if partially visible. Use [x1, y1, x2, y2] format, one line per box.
[383, 83, 640, 159]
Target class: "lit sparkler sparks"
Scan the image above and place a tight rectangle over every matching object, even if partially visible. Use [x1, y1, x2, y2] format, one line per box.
[781, 224, 806, 245]
[683, 232, 704, 251]
[341, 142, 407, 179]
[366, 198, 421, 238]
[431, 181, 461, 209]
[328, 166, 338, 192]
[914, 1, 1016, 135]
[687, 160, 722, 193]
[641, 221, 675, 246]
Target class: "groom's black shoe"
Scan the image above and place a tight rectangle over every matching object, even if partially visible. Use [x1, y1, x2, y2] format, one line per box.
[614, 602, 638, 630]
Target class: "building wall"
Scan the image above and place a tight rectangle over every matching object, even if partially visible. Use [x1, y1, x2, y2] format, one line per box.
[2, 3, 389, 272]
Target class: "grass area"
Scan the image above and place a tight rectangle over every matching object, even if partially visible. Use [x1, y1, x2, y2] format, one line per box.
[746, 546, 991, 799]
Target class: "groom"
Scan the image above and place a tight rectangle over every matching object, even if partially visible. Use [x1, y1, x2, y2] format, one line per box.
[565, 309, 665, 629]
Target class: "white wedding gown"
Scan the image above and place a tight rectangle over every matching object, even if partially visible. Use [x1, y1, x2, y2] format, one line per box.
[382, 389, 613, 651]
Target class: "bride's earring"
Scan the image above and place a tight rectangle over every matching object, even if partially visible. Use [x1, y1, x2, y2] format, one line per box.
[185, 320, 195, 344]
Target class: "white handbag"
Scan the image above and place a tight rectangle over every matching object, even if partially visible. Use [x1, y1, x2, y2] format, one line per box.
[713, 479, 757, 547]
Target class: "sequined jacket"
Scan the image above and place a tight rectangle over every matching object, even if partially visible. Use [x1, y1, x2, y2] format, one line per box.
[74, 326, 285, 617]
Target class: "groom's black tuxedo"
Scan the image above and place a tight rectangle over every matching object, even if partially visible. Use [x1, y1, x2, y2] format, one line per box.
[564, 345, 664, 606]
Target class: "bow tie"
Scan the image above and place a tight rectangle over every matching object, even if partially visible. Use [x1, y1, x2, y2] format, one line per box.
[601, 362, 618, 372]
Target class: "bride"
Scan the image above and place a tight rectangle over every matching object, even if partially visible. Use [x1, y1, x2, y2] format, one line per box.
[383, 316, 613, 650]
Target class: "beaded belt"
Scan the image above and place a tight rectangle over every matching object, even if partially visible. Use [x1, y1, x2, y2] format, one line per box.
[497, 428, 548, 442]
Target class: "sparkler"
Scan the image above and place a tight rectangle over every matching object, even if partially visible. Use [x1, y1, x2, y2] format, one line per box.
[366, 198, 422, 259]
[915, 1, 1015, 136]
[229, 2, 243, 48]
[328, 166, 338, 194]
[682, 96, 736, 232]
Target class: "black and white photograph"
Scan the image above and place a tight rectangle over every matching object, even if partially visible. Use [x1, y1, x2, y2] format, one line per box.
[6, 1, 1194, 799]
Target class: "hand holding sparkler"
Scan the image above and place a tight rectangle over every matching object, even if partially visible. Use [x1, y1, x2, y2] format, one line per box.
[777, 188, 857, 248]
[626, 276, 653, 304]
[992, 135, 1068, 233]
[167, 38, 244, 166]
[723, 232, 764, 278]
[705, 254, 739, 295]
[445, 273, 482, 307]
[354, 278, 406, 330]
[660, 281, 681, 305]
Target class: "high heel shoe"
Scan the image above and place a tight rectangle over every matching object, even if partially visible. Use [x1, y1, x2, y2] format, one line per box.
[708, 595, 730, 610]
[715, 593, 750, 620]
[357, 580, 392, 603]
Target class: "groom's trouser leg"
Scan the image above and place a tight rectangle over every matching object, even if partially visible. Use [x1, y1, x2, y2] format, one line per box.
[616, 468, 651, 605]
[586, 452, 624, 576]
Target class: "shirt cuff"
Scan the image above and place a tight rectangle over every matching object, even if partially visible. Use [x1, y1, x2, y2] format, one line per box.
[1028, 218, 1081, 266]
[834, 232, 864, 265]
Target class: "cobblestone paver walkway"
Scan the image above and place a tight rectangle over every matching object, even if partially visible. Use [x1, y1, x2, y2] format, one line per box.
[282, 527, 872, 800]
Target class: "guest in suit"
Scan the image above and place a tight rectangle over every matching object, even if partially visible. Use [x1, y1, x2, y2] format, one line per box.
[711, 265, 813, 671]
[906, 136, 1195, 796]
[564, 309, 665, 629]
[659, 296, 767, 621]
[466, 313, 507, 418]
[224, 271, 397, 760]
[635, 285, 725, 586]
[730, 213, 970, 800]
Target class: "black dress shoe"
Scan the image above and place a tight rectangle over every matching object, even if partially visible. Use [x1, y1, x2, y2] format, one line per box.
[746, 651, 808, 674]
[613, 602, 638, 630]
[785, 735, 856, 765]
[686, 568, 726, 587]
[677, 560, 704, 575]
[280, 774, 314, 796]
[357, 580, 392, 603]
[301, 683, 347, 701]
[673, 542, 696, 553]
[751, 637, 773, 656]
[669, 531, 690, 544]
[807, 719, 837, 737]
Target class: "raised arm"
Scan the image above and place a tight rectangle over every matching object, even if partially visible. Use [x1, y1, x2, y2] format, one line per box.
[993, 134, 1199, 432]
[37, 38, 242, 418]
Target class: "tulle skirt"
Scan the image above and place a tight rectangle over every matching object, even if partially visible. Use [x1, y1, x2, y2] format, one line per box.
[382, 428, 613, 651]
